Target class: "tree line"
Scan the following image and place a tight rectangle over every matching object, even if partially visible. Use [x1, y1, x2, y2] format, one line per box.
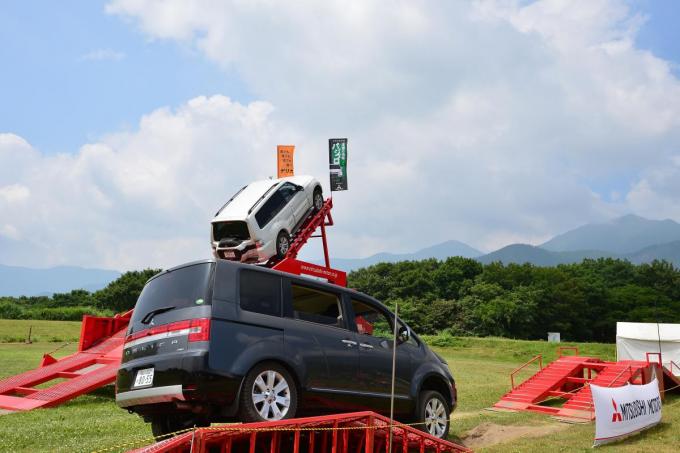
[0, 269, 160, 321]
[2, 258, 679, 343]
[347, 257, 680, 342]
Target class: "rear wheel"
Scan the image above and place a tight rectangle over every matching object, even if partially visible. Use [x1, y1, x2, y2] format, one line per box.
[276, 231, 290, 259]
[239, 362, 298, 422]
[150, 415, 199, 440]
[417, 390, 450, 439]
[312, 187, 324, 212]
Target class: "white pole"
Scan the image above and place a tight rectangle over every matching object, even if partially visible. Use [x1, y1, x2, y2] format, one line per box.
[388, 303, 398, 453]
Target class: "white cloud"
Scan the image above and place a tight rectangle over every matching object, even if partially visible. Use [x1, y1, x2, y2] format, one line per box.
[80, 49, 126, 61]
[2, 0, 680, 269]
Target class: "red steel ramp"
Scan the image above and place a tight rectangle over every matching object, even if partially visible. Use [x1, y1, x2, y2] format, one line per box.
[0, 313, 129, 412]
[128, 411, 472, 453]
[492, 355, 603, 414]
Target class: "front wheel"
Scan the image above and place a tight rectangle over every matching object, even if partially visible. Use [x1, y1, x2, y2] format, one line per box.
[417, 390, 450, 439]
[239, 362, 298, 422]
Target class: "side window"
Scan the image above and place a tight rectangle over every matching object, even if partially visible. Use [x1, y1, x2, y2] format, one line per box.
[351, 299, 393, 341]
[278, 183, 298, 203]
[255, 191, 285, 228]
[289, 284, 344, 328]
[239, 270, 281, 317]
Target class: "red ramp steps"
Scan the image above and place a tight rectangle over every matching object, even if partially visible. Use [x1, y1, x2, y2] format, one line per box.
[0, 312, 130, 412]
[128, 411, 471, 453]
[493, 347, 677, 422]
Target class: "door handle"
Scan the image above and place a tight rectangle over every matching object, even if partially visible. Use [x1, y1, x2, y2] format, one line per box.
[341, 340, 357, 347]
[359, 343, 374, 350]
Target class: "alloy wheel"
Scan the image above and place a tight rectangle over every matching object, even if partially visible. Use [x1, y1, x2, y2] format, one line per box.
[251, 370, 291, 420]
[424, 397, 447, 438]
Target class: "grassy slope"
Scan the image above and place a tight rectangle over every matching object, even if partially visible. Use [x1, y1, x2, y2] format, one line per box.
[0, 319, 82, 343]
[0, 321, 678, 452]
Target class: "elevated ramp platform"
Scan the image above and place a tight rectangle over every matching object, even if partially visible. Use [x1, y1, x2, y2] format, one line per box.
[129, 411, 471, 453]
[493, 347, 680, 422]
[0, 312, 130, 412]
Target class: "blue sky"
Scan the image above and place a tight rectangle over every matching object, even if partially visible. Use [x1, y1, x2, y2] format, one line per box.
[1, 1, 679, 270]
[0, 0, 249, 154]
[0, 1, 674, 155]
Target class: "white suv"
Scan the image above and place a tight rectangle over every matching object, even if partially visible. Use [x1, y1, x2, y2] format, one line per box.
[211, 175, 324, 263]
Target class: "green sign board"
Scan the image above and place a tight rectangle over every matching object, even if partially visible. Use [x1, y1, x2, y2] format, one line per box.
[329, 138, 348, 191]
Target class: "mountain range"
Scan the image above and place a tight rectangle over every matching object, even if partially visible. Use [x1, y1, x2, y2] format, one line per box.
[2, 215, 680, 295]
[331, 215, 680, 272]
[0, 265, 120, 297]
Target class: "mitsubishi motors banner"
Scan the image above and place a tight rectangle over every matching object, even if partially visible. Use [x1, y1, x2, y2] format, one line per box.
[591, 377, 662, 446]
[329, 138, 348, 191]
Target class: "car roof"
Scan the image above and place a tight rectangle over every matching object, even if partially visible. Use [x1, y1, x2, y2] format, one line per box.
[213, 175, 315, 222]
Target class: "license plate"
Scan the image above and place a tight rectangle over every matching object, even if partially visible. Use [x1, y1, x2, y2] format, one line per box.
[133, 368, 154, 388]
[223, 250, 236, 259]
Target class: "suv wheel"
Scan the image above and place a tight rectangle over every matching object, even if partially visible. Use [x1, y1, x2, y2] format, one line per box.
[150, 415, 197, 440]
[417, 390, 450, 439]
[239, 362, 298, 422]
[312, 188, 324, 212]
[276, 231, 290, 259]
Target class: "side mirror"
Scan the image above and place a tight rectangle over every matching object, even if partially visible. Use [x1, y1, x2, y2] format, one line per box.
[296, 184, 305, 192]
[397, 326, 411, 344]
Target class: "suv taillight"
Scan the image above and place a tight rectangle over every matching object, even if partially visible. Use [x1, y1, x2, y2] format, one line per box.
[125, 318, 211, 343]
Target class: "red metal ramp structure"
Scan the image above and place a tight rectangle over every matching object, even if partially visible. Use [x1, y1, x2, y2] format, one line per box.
[0, 311, 131, 412]
[268, 197, 347, 287]
[128, 411, 471, 453]
[492, 347, 680, 422]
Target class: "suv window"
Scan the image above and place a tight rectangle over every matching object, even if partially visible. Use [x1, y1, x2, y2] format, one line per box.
[255, 191, 285, 228]
[240, 270, 281, 317]
[289, 284, 344, 328]
[278, 182, 298, 202]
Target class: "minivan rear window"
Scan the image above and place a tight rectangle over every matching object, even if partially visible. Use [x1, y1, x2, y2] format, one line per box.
[129, 263, 214, 333]
[239, 270, 281, 317]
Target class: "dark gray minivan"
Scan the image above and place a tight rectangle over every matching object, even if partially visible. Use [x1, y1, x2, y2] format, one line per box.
[115, 259, 457, 439]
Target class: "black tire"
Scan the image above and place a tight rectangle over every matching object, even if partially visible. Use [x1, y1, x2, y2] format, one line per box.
[239, 362, 298, 423]
[276, 231, 290, 259]
[312, 187, 324, 212]
[417, 390, 450, 439]
[150, 415, 197, 440]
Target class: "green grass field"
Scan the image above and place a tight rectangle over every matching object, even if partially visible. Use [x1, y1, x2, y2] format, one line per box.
[0, 320, 678, 452]
[0, 319, 82, 343]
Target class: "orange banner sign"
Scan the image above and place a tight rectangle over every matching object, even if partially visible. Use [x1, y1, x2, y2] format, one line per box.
[277, 145, 295, 178]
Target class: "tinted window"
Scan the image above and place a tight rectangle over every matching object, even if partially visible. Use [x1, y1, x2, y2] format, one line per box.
[129, 263, 213, 333]
[213, 221, 250, 242]
[351, 299, 393, 340]
[255, 191, 285, 228]
[240, 270, 281, 317]
[289, 284, 343, 328]
[278, 183, 298, 202]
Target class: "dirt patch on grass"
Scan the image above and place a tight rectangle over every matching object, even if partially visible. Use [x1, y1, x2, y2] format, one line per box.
[461, 422, 568, 449]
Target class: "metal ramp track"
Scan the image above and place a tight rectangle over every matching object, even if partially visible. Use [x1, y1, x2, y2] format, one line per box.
[0, 314, 130, 412]
[128, 411, 471, 453]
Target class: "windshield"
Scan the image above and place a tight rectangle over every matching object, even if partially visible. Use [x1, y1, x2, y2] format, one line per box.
[213, 221, 250, 242]
[129, 263, 214, 333]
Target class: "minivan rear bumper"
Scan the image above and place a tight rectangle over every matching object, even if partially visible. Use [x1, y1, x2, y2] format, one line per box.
[116, 384, 184, 408]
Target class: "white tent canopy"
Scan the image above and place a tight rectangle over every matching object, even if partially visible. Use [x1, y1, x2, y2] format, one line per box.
[616, 322, 680, 369]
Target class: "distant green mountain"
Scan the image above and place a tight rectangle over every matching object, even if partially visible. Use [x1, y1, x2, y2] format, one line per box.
[0, 265, 120, 297]
[541, 214, 680, 254]
[624, 240, 680, 266]
[477, 244, 617, 266]
[328, 240, 482, 272]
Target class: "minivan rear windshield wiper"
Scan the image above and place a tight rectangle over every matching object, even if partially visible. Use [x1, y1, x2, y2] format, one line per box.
[140, 306, 176, 325]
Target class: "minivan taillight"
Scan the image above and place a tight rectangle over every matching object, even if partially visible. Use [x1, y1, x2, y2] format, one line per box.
[125, 318, 211, 343]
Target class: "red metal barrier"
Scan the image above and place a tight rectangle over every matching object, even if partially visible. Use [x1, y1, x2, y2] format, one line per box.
[129, 411, 471, 453]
